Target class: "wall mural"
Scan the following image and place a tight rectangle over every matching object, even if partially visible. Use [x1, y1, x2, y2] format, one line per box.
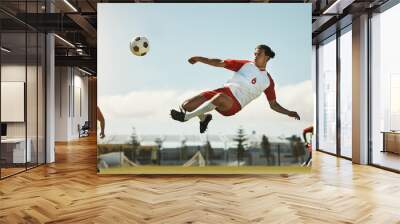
[97, 3, 313, 174]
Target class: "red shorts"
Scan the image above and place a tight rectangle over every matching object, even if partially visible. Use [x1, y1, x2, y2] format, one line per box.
[201, 87, 241, 116]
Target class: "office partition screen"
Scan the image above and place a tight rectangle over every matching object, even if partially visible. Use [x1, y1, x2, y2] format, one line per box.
[0, 1, 47, 179]
[97, 3, 313, 174]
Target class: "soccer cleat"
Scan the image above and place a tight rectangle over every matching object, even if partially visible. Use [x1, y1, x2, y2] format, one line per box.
[170, 109, 186, 122]
[200, 114, 212, 133]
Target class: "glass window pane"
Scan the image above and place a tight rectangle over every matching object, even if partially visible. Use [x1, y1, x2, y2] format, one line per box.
[340, 29, 352, 158]
[38, 32, 45, 165]
[1, 31, 27, 177]
[0, 1, 46, 179]
[371, 4, 400, 171]
[26, 0, 40, 168]
[318, 36, 337, 154]
[27, 31, 38, 169]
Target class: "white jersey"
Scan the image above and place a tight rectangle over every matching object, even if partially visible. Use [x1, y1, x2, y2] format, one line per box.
[222, 59, 274, 108]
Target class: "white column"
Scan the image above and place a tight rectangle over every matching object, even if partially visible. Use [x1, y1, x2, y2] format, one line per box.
[46, 32, 55, 163]
[45, 0, 56, 163]
[352, 14, 369, 164]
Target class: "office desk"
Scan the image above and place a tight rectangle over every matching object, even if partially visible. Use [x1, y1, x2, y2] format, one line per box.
[1, 138, 32, 163]
[382, 131, 400, 154]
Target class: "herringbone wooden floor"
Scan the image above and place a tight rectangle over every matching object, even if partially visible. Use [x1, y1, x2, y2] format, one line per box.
[1, 136, 400, 224]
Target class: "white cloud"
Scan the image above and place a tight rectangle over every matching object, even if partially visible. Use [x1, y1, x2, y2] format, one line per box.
[226, 80, 314, 136]
[100, 90, 198, 118]
[99, 80, 314, 136]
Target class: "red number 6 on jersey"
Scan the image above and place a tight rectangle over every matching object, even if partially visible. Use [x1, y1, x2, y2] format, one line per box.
[251, 78, 257, 84]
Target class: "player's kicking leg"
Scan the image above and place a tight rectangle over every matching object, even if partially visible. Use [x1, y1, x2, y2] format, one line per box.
[170, 90, 234, 133]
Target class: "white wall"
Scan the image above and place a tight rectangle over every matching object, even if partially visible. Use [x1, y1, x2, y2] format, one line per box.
[55, 67, 89, 141]
[1, 65, 39, 138]
[1, 66, 26, 134]
[1, 63, 46, 164]
[55, 67, 69, 141]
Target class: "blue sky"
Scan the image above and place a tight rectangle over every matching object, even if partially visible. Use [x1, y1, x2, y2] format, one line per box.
[98, 3, 313, 137]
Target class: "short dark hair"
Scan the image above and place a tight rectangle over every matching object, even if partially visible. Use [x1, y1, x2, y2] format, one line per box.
[256, 44, 275, 59]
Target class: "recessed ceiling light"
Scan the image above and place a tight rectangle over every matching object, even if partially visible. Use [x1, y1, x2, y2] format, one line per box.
[78, 67, 93, 76]
[54, 34, 75, 48]
[63, 0, 78, 12]
[1, 47, 11, 53]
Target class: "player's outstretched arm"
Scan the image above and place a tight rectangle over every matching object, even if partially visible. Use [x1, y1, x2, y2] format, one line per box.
[268, 100, 300, 120]
[188, 56, 225, 67]
[97, 106, 106, 138]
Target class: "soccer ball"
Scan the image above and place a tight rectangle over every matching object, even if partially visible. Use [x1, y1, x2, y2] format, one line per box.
[130, 36, 149, 56]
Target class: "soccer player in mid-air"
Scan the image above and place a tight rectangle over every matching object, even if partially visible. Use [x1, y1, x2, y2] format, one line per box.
[170, 44, 300, 133]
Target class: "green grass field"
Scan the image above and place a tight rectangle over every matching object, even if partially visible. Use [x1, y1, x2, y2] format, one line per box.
[99, 166, 311, 174]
